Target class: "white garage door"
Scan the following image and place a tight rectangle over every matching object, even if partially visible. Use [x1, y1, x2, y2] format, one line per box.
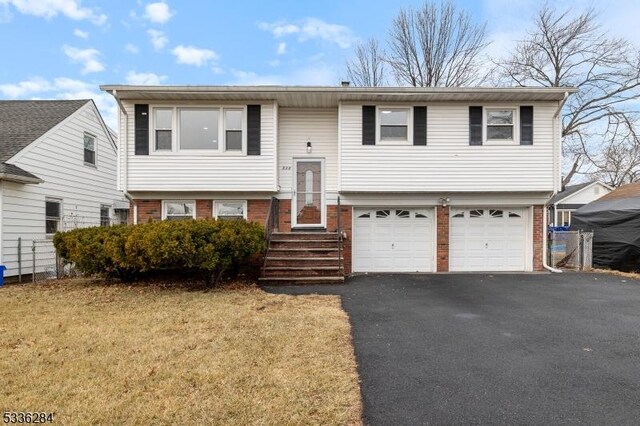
[450, 208, 528, 272]
[353, 208, 434, 272]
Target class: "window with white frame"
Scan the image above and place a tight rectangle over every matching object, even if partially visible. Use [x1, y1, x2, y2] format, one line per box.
[486, 109, 516, 142]
[163, 200, 196, 220]
[215, 201, 247, 220]
[45, 199, 61, 235]
[100, 205, 110, 227]
[151, 106, 245, 153]
[379, 107, 410, 143]
[155, 108, 173, 151]
[84, 133, 96, 165]
[557, 210, 571, 227]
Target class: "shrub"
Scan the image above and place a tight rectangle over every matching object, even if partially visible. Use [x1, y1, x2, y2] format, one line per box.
[54, 219, 265, 283]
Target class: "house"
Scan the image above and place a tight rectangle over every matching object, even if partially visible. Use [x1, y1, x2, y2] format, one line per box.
[571, 182, 640, 271]
[0, 100, 128, 279]
[101, 84, 576, 282]
[548, 181, 612, 226]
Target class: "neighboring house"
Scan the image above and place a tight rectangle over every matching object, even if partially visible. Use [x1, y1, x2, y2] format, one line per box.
[572, 182, 640, 271]
[0, 100, 128, 278]
[548, 181, 612, 226]
[101, 84, 575, 281]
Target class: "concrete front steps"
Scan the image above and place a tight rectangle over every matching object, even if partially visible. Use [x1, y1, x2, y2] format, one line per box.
[259, 231, 345, 285]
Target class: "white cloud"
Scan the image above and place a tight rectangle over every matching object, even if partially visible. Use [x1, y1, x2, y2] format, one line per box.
[0, 76, 117, 129]
[259, 18, 356, 49]
[268, 59, 280, 67]
[62, 45, 105, 74]
[0, 0, 107, 25]
[147, 29, 168, 51]
[276, 42, 287, 55]
[125, 71, 167, 85]
[144, 1, 173, 24]
[171, 45, 218, 67]
[73, 28, 88, 38]
[211, 66, 225, 75]
[124, 43, 139, 54]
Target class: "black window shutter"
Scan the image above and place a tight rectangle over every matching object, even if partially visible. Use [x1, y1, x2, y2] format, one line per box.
[362, 105, 376, 145]
[520, 106, 534, 145]
[134, 104, 149, 155]
[247, 105, 261, 155]
[413, 106, 427, 145]
[469, 106, 483, 146]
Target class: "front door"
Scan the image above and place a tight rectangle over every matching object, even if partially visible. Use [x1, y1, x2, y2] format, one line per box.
[293, 159, 324, 228]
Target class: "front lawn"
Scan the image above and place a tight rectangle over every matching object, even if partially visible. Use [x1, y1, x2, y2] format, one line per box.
[0, 279, 362, 425]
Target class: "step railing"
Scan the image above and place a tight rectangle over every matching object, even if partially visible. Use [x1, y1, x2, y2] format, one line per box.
[337, 196, 343, 274]
[262, 196, 279, 276]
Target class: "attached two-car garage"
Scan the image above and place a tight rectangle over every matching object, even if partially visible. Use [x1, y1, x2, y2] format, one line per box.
[352, 206, 530, 273]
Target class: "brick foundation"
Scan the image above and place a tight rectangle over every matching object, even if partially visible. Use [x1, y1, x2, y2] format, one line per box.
[533, 205, 544, 271]
[136, 199, 161, 223]
[278, 199, 292, 232]
[196, 200, 212, 219]
[436, 205, 450, 272]
[247, 199, 270, 224]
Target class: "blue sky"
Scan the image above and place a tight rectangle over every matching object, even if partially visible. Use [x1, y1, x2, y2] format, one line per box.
[0, 0, 638, 128]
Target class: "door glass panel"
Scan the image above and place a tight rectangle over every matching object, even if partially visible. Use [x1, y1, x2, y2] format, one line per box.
[295, 161, 322, 225]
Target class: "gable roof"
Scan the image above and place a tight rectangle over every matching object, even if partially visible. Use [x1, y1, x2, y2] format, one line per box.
[0, 100, 89, 163]
[598, 182, 640, 201]
[549, 182, 592, 204]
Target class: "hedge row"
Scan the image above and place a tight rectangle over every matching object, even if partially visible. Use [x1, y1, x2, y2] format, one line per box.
[53, 219, 265, 282]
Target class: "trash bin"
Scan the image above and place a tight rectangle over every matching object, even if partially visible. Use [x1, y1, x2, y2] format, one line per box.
[0, 265, 6, 287]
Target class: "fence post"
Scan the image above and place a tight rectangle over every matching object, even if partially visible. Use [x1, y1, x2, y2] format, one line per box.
[32, 240, 36, 284]
[18, 237, 22, 283]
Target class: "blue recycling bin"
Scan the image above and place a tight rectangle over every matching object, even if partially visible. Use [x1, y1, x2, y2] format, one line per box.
[0, 265, 6, 287]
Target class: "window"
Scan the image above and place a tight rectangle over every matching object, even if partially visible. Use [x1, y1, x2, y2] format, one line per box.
[224, 109, 243, 151]
[45, 199, 61, 235]
[396, 209, 410, 218]
[151, 106, 245, 153]
[215, 201, 246, 220]
[180, 109, 219, 150]
[469, 209, 484, 218]
[163, 200, 195, 220]
[379, 108, 409, 142]
[486, 109, 515, 142]
[84, 133, 96, 165]
[155, 108, 173, 151]
[114, 208, 129, 225]
[100, 205, 110, 227]
[557, 210, 571, 227]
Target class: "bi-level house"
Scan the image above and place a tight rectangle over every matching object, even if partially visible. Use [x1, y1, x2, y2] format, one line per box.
[101, 85, 575, 283]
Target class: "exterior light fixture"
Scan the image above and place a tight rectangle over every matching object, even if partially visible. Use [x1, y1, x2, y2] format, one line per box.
[439, 197, 451, 207]
[306, 140, 312, 153]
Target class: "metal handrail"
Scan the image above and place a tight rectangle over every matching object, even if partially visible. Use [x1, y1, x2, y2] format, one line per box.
[262, 196, 279, 276]
[337, 196, 343, 274]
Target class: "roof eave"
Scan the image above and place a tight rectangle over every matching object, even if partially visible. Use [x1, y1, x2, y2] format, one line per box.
[0, 173, 44, 184]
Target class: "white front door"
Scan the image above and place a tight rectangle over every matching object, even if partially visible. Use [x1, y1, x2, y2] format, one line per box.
[353, 208, 435, 272]
[292, 159, 324, 228]
[449, 207, 528, 272]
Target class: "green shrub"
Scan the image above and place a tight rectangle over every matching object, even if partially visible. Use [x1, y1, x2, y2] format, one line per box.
[54, 219, 265, 282]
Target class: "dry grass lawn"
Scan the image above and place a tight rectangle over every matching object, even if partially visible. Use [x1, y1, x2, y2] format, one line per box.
[0, 279, 362, 425]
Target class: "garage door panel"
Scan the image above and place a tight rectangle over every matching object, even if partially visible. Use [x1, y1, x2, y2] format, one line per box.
[450, 207, 528, 272]
[354, 207, 434, 273]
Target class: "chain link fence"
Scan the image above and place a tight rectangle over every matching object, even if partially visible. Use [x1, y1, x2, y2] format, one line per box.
[548, 230, 594, 271]
[11, 212, 128, 283]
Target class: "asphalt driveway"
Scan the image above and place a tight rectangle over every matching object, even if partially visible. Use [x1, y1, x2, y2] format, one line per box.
[267, 273, 640, 425]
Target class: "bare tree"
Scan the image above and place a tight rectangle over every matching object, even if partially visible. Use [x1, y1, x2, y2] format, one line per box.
[496, 6, 640, 186]
[346, 38, 387, 87]
[386, 1, 489, 87]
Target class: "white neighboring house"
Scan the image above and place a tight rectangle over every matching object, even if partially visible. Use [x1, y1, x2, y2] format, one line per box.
[548, 181, 612, 227]
[0, 100, 128, 278]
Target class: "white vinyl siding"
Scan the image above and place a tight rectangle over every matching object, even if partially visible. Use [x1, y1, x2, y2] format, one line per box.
[1, 102, 125, 277]
[122, 101, 276, 192]
[277, 108, 338, 203]
[340, 102, 557, 192]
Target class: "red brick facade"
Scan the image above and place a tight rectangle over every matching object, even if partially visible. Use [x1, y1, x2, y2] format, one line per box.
[436, 205, 450, 272]
[136, 200, 161, 222]
[196, 200, 212, 218]
[533, 205, 544, 271]
[247, 199, 270, 224]
[278, 199, 292, 232]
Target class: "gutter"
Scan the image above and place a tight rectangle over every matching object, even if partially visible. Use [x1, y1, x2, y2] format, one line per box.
[106, 89, 136, 224]
[542, 91, 570, 273]
[0, 173, 44, 184]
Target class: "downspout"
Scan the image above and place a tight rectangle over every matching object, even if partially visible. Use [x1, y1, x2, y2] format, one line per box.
[543, 91, 570, 273]
[109, 90, 136, 224]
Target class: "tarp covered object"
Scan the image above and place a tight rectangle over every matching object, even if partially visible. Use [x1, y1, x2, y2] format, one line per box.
[571, 196, 640, 271]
